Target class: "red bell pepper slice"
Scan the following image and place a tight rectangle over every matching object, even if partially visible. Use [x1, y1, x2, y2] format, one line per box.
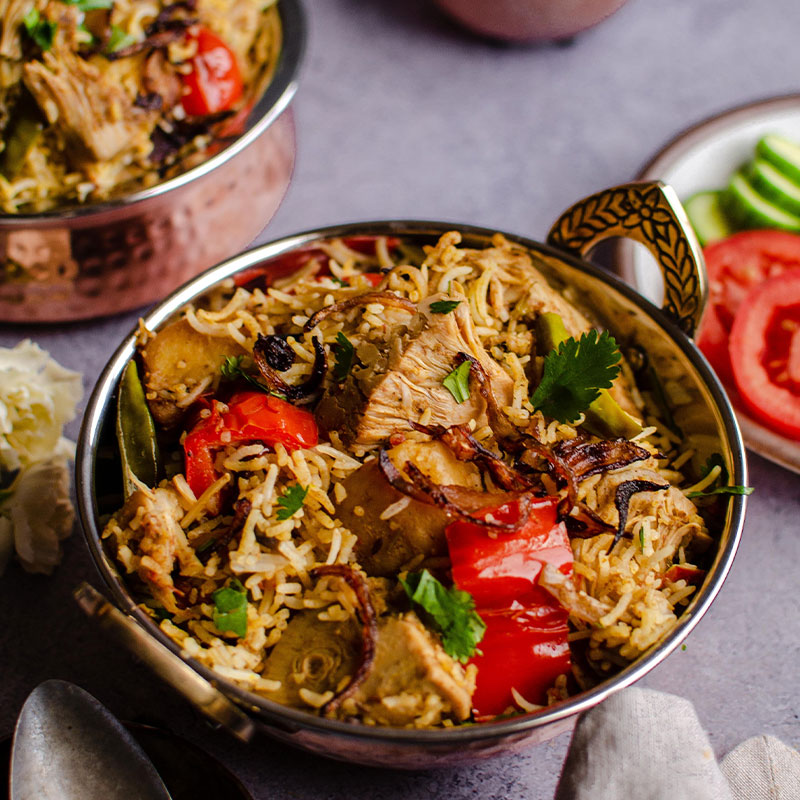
[181, 28, 243, 117]
[232, 236, 400, 289]
[183, 391, 318, 499]
[446, 495, 572, 717]
[663, 565, 706, 586]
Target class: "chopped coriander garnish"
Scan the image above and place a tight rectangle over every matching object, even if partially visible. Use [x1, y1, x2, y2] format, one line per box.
[212, 579, 248, 638]
[23, 8, 56, 51]
[276, 483, 308, 520]
[530, 329, 621, 423]
[638, 526, 645, 551]
[443, 360, 471, 404]
[700, 453, 728, 484]
[400, 569, 485, 663]
[681, 644, 687, 651]
[107, 24, 137, 52]
[220, 355, 268, 392]
[330, 276, 348, 287]
[332, 331, 354, 382]
[687, 485, 754, 499]
[63, 0, 113, 9]
[687, 453, 752, 498]
[429, 299, 461, 314]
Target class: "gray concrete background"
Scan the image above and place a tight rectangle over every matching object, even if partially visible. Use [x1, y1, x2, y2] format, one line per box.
[2, 0, 800, 797]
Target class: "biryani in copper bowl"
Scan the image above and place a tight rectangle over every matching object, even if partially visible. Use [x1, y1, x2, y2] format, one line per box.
[0, 0, 304, 322]
[76, 183, 748, 767]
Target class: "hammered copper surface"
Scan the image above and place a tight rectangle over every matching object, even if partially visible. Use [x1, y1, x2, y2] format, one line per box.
[0, 112, 296, 324]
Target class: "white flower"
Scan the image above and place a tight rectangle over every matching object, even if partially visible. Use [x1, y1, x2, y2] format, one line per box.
[0, 340, 83, 473]
[0, 341, 83, 575]
[2, 458, 75, 574]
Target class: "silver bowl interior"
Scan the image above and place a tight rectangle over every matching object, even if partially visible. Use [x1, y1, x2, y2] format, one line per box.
[76, 221, 747, 761]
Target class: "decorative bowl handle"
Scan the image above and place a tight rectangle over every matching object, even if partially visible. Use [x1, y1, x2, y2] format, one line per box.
[547, 181, 707, 337]
[74, 582, 256, 742]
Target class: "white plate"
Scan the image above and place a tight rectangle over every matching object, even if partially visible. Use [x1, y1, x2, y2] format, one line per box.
[617, 94, 800, 473]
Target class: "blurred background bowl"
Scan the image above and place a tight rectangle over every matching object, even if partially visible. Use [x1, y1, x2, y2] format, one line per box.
[433, 0, 630, 43]
[0, 0, 305, 324]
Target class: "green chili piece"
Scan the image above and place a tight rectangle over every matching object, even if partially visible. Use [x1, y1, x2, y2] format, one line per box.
[116, 359, 160, 497]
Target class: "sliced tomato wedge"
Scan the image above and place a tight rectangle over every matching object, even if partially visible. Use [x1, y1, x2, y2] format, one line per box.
[729, 268, 800, 440]
[698, 230, 800, 382]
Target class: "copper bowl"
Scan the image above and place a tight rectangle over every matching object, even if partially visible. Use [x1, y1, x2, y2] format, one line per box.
[434, 0, 630, 43]
[0, 0, 305, 324]
[75, 181, 747, 768]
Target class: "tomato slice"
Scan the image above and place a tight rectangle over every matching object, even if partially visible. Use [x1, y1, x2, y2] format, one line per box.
[181, 28, 243, 116]
[697, 230, 800, 381]
[729, 268, 800, 439]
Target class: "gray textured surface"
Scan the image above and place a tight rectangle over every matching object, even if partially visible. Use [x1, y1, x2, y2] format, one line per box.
[2, 0, 800, 797]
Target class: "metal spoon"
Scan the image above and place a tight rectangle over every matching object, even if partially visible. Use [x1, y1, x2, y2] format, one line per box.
[10, 680, 172, 800]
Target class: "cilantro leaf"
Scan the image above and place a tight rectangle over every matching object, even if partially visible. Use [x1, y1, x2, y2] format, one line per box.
[212, 579, 247, 638]
[63, 0, 113, 8]
[400, 569, 485, 663]
[276, 483, 308, 520]
[220, 355, 269, 393]
[107, 24, 137, 52]
[530, 329, 621, 423]
[429, 299, 461, 314]
[700, 452, 728, 484]
[687, 453, 752, 498]
[443, 360, 471, 404]
[332, 331, 354, 382]
[23, 8, 56, 50]
[687, 485, 753, 499]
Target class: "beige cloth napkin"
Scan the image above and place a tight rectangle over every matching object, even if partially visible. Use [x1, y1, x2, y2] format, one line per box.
[554, 687, 800, 800]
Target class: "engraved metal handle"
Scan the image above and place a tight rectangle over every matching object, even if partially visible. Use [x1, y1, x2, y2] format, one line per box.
[74, 583, 256, 743]
[547, 181, 707, 337]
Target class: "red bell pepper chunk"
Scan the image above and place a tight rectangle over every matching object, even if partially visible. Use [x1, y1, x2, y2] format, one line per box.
[446, 495, 572, 717]
[232, 236, 400, 289]
[183, 391, 317, 499]
[181, 28, 243, 117]
[663, 565, 706, 586]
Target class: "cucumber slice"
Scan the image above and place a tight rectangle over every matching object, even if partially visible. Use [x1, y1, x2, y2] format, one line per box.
[756, 134, 800, 185]
[723, 171, 800, 232]
[684, 190, 735, 245]
[748, 157, 800, 217]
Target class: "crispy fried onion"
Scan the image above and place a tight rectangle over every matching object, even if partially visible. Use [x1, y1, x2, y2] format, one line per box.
[611, 480, 669, 551]
[303, 291, 415, 333]
[552, 438, 652, 480]
[310, 565, 377, 716]
[452, 354, 658, 541]
[410, 421, 533, 493]
[551, 438, 656, 539]
[252, 333, 326, 405]
[107, 0, 199, 60]
[377, 449, 532, 531]
[192, 497, 252, 560]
